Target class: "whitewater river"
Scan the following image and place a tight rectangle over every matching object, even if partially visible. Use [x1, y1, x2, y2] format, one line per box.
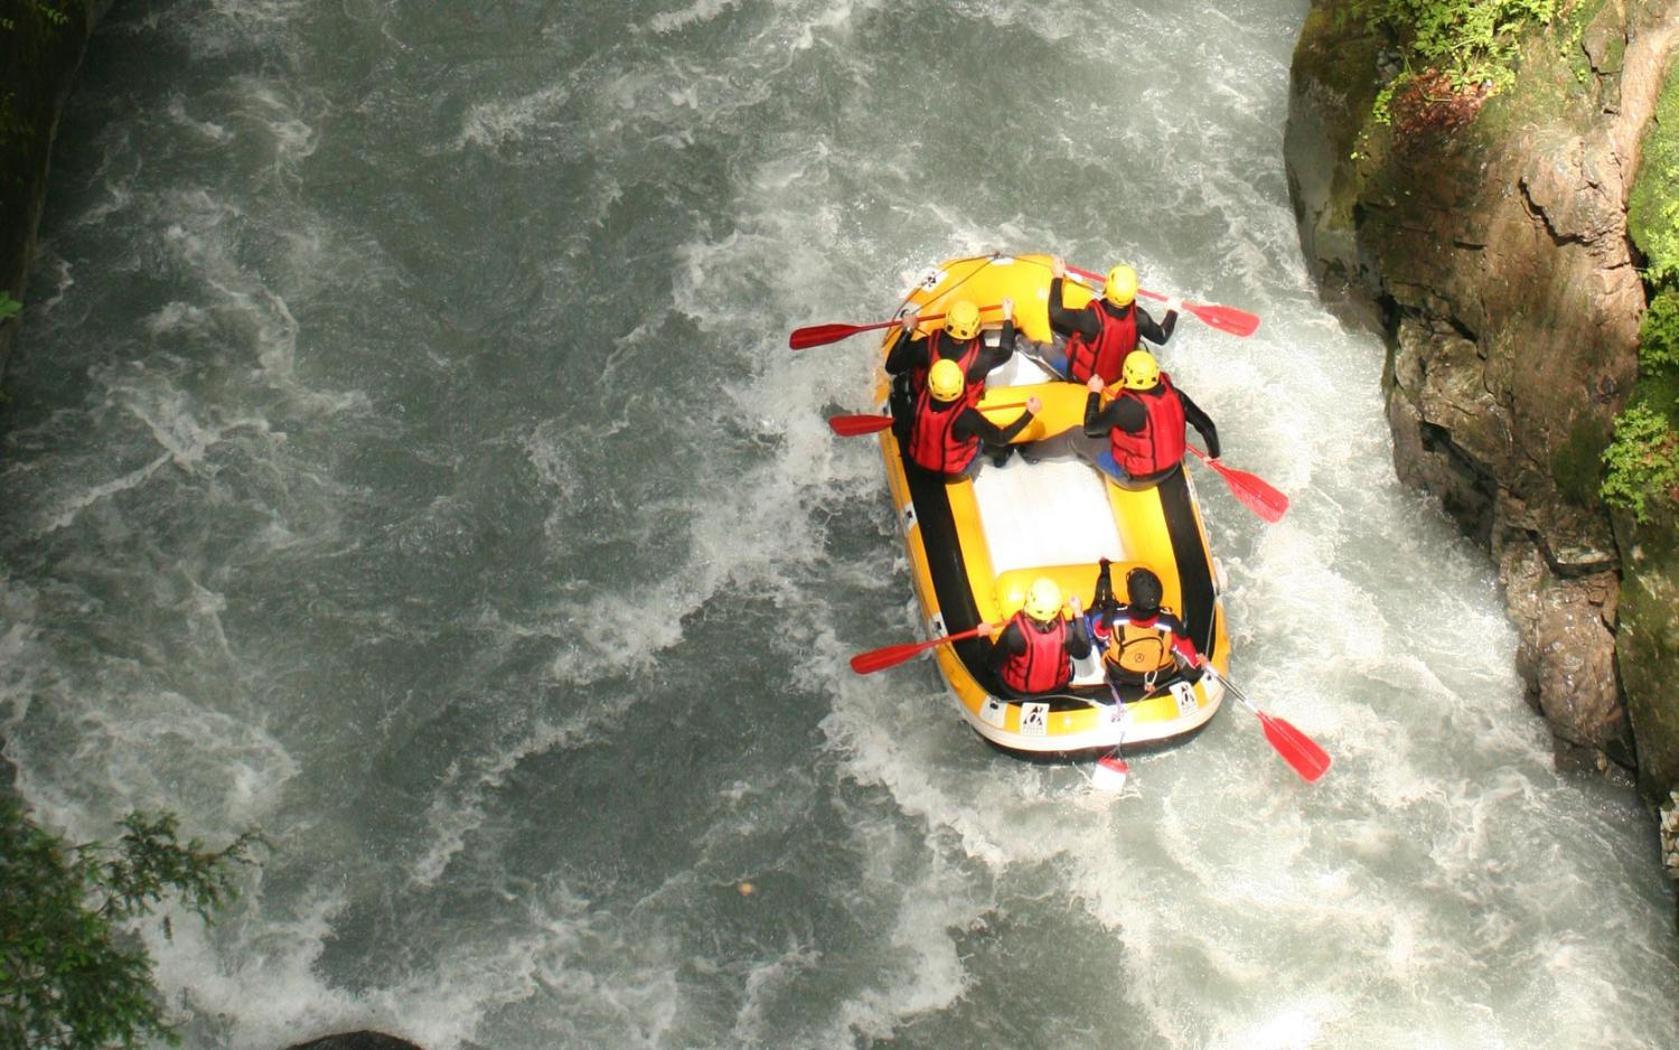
[3, 1, 1675, 1047]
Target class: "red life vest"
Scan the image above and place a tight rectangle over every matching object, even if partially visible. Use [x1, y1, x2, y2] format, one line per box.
[907, 387, 978, 475]
[999, 610, 1070, 694]
[1064, 300, 1138, 385]
[912, 333, 986, 408]
[1108, 374, 1187, 478]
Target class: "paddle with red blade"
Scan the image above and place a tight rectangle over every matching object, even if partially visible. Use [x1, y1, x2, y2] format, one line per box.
[850, 623, 992, 675]
[827, 413, 897, 437]
[1186, 446, 1289, 524]
[1092, 677, 1132, 792]
[789, 304, 1005, 350]
[827, 401, 1029, 437]
[1067, 265, 1259, 338]
[1202, 665, 1331, 783]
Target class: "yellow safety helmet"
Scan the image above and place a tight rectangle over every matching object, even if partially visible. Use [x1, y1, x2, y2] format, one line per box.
[944, 299, 981, 341]
[1103, 264, 1138, 307]
[1121, 349, 1160, 390]
[928, 358, 966, 402]
[1022, 577, 1064, 622]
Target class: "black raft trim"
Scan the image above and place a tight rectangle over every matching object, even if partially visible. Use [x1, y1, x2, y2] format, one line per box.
[1156, 466, 1218, 654]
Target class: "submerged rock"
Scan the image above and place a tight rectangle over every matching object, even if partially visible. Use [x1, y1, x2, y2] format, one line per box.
[286, 1032, 426, 1050]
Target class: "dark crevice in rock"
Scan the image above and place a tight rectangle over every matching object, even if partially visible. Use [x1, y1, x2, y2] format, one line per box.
[1375, 292, 1402, 334]
[1414, 420, 1500, 542]
[1443, 313, 1479, 344]
[1526, 526, 1619, 579]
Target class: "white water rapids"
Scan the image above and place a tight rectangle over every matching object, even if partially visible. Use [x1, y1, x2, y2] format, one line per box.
[1, 1, 1674, 1047]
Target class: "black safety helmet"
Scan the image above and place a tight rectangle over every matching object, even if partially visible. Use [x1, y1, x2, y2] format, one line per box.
[1125, 567, 1163, 614]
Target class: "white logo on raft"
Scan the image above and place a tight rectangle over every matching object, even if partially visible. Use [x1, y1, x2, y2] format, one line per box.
[1170, 680, 1199, 716]
[1019, 702, 1049, 737]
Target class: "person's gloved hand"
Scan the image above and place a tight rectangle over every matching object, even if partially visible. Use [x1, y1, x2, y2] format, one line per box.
[1164, 296, 1184, 314]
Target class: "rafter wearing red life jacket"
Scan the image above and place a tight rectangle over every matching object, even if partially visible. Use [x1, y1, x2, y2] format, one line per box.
[998, 610, 1072, 694]
[907, 386, 978, 475]
[885, 321, 1015, 407]
[930, 334, 987, 409]
[1107, 375, 1188, 478]
[906, 360, 1039, 478]
[987, 578, 1093, 695]
[1046, 265, 1177, 385]
[1080, 351, 1219, 484]
[1063, 299, 1139, 386]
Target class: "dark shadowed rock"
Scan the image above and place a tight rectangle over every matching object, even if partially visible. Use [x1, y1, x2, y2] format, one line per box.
[286, 1032, 426, 1050]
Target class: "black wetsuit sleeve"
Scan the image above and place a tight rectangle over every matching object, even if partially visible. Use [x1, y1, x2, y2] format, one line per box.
[1083, 392, 1146, 438]
[955, 405, 1034, 446]
[1178, 389, 1220, 458]
[966, 319, 1015, 382]
[1065, 616, 1093, 660]
[987, 622, 1027, 672]
[885, 332, 931, 376]
[1047, 278, 1100, 340]
[1136, 304, 1176, 344]
[1092, 561, 1117, 619]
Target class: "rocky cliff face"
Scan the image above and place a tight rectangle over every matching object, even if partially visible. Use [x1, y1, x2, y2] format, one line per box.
[0, 0, 112, 381]
[1286, 1, 1679, 807]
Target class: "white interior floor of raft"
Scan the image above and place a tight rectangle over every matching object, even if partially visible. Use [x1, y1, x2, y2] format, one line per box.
[972, 456, 1126, 576]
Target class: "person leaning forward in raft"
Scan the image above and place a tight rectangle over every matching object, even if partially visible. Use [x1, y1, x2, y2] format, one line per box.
[887, 297, 1017, 419]
[981, 577, 1092, 696]
[906, 359, 1041, 478]
[1091, 561, 1202, 692]
[1022, 348, 1217, 484]
[1082, 348, 1218, 484]
[1044, 256, 1180, 385]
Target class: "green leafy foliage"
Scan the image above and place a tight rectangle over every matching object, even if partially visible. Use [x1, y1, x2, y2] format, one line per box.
[1608, 58, 1679, 521]
[1641, 290, 1679, 372]
[1628, 65, 1679, 284]
[1602, 400, 1679, 523]
[0, 797, 262, 1049]
[1, 0, 74, 33]
[1344, 0, 1559, 94]
[0, 293, 19, 323]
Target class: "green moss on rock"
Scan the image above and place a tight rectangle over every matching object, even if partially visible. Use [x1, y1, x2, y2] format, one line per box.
[1628, 56, 1679, 282]
[1553, 413, 1610, 508]
[1616, 501, 1679, 799]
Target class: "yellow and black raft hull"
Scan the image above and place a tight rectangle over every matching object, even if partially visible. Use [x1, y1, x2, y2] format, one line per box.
[872, 252, 1229, 754]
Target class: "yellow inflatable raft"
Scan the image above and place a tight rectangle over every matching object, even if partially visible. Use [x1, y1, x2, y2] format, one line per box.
[871, 252, 1230, 754]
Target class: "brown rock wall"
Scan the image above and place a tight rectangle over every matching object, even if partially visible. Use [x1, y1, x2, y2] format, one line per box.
[1288, 1, 1679, 783]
